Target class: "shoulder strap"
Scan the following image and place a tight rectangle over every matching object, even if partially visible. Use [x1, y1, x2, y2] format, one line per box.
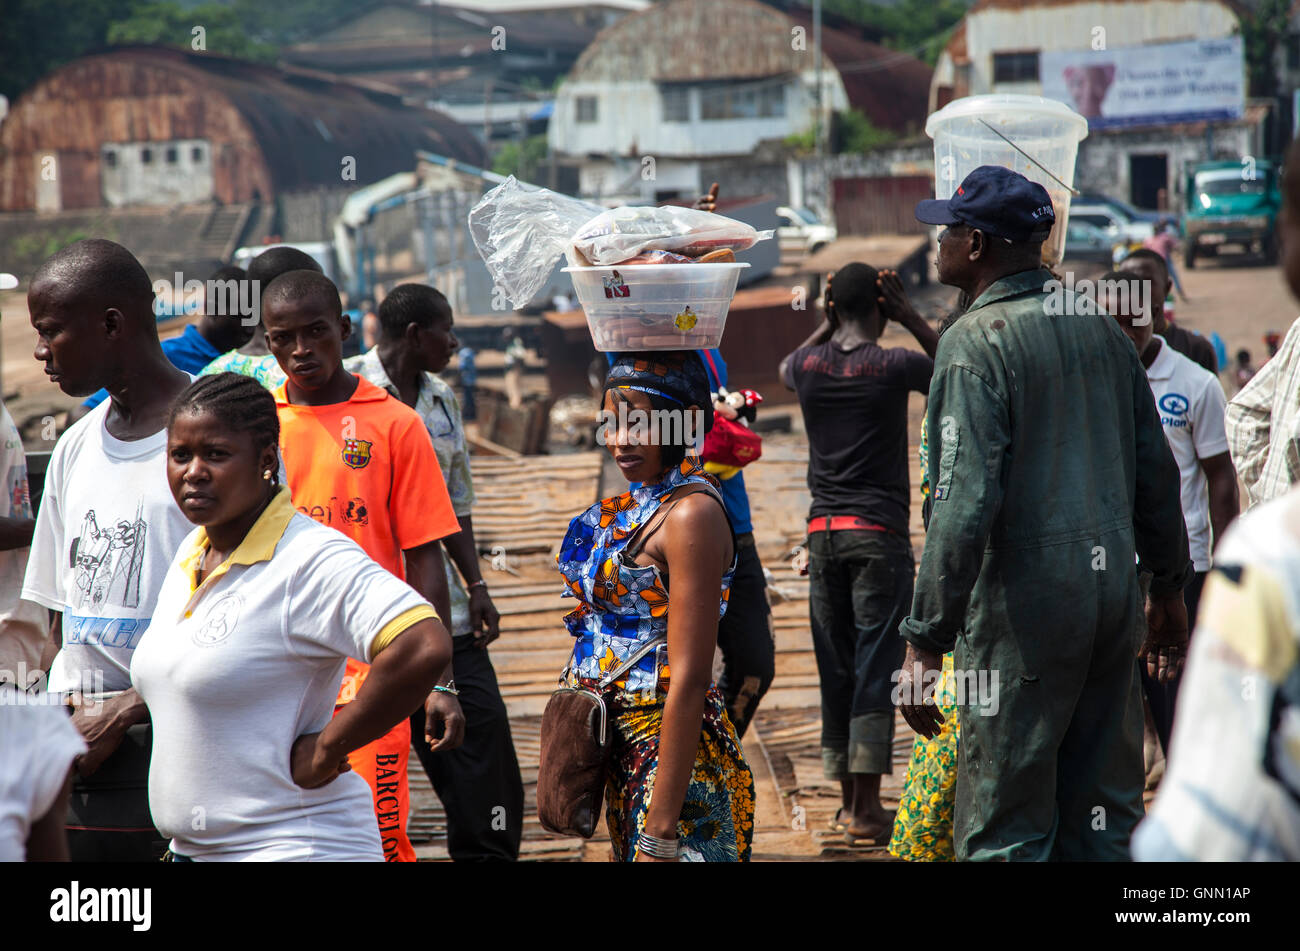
[702, 350, 722, 390]
[597, 634, 668, 690]
[625, 483, 718, 558]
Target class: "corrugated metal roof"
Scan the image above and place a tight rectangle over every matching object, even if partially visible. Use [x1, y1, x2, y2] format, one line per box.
[11, 45, 484, 192]
[567, 0, 931, 133]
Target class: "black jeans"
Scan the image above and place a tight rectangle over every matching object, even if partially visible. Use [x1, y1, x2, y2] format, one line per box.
[66, 722, 168, 862]
[1141, 570, 1207, 753]
[808, 529, 913, 779]
[408, 636, 524, 861]
[716, 538, 775, 738]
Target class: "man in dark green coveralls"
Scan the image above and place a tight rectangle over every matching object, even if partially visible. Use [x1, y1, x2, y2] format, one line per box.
[896, 166, 1193, 861]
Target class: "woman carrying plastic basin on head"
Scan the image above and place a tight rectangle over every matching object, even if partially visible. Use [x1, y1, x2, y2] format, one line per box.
[130, 373, 451, 861]
[555, 352, 755, 862]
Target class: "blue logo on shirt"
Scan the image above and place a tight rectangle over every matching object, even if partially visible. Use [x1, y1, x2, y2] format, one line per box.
[1159, 393, 1189, 416]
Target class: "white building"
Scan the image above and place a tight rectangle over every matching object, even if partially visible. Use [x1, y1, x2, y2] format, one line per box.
[549, 0, 932, 201]
[931, 0, 1263, 210]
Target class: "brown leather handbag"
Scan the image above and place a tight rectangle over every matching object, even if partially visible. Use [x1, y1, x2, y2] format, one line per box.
[537, 634, 666, 838]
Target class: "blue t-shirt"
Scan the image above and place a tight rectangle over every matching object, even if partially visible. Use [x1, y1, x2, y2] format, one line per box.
[82, 325, 222, 409]
[604, 348, 753, 534]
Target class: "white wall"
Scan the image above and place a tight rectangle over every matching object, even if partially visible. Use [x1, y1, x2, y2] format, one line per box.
[935, 0, 1240, 101]
[100, 139, 215, 207]
[551, 70, 849, 161]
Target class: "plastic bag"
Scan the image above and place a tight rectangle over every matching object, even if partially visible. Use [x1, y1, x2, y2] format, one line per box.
[468, 176, 604, 310]
[569, 205, 769, 266]
[469, 176, 772, 309]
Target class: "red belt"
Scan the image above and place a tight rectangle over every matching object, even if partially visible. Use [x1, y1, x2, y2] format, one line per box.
[807, 516, 895, 534]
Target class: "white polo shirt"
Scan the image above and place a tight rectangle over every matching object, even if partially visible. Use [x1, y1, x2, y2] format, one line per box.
[1144, 338, 1230, 572]
[131, 487, 436, 862]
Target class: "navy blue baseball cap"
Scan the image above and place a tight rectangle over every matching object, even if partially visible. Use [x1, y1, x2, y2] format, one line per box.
[916, 165, 1056, 243]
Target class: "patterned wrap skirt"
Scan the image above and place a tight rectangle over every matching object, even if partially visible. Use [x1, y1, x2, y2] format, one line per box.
[888, 652, 961, 862]
[579, 675, 755, 862]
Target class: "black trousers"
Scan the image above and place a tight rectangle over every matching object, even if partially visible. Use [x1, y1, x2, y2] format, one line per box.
[408, 636, 524, 861]
[716, 538, 775, 738]
[1141, 570, 1208, 753]
[66, 722, 168, 862]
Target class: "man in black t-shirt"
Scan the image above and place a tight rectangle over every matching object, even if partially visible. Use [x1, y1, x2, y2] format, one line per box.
[779, 262, 938, 843]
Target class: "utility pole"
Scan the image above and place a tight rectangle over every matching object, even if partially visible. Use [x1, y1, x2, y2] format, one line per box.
[813, 0, 824, 160]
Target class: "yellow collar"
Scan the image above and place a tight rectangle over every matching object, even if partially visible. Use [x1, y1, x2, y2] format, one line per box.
[179, 485, 296, 596]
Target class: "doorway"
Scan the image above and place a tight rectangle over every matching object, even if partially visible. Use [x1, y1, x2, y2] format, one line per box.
[1129, 153, 1168, 211]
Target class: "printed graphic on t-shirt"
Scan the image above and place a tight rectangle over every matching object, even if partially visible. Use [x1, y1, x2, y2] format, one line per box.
[70, 502, 147, 610]
[342, 439, 373, 469]
[194, 593, 242, 648]
[298, 496, 370, 528]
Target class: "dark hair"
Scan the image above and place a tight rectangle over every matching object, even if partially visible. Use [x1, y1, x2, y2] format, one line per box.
[1120, 247, 1169, 279]
[828, 261, 879, 320]
[248, 247, 322, 302]
[1236, 348, 1251, 363]
[262, 270, 343, 322]
[168, 373, 281, 484]
[1097, 270, 1149, 316]
[377, 283, 450, 341]
[32, 238, 155, 317]
[209, 265, 246, 284]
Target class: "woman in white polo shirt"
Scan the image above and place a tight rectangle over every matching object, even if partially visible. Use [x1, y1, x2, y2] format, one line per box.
[131, 373, 452, 861]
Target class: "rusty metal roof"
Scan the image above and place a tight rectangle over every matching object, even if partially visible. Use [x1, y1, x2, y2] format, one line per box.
[15, 45, 484, 191]
[566, 0, 931, 133]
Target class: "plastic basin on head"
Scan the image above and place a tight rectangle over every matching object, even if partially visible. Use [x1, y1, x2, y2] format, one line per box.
[563, 262, 750, 352]
[926, 94, 1089, 265]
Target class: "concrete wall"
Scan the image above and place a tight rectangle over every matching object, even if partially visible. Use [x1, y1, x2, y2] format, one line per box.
[1075, 124, 1255, 208]
[100, 139, 215, 207]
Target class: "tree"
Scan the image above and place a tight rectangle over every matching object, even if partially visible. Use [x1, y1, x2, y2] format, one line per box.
[0, 0, 124, 100]
[492, 135, 550, 182]
[106, 2, 277, 60]
[1240, 0, 1291, 98]
[820, 0, 968, 66]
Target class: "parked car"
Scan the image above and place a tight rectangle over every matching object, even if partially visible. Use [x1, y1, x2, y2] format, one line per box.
[1077, 193, 1176, 231]
[1062, 219, 1118, 264]
[1181, 160, 1281, 268]
[1070, 202, 1156, 246]
[776, 206, 837, 257]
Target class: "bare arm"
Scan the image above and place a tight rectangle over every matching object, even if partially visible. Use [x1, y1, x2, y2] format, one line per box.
[440, 515, 501, 647]
[404, 540, 451, 633]
[876, 269, 939, 359]
[293, 619, 449, 787]
[638, 494, 731, 859]
[403, 540, 465, 751]
[1199, 451, 1240, 556]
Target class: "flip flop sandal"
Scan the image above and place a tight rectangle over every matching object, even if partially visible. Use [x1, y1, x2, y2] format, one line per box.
[844, 828, 892, 848]
[828, 808, 850, 833]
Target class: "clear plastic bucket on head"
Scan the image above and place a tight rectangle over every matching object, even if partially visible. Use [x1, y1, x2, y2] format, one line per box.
[563, 262, 749, 351]
[926, 94, 1088, 266]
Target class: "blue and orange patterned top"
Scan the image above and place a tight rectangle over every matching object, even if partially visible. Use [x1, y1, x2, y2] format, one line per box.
[557, 454, 734, 696]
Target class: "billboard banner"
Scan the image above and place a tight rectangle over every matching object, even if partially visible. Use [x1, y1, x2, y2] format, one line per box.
[1040, 36, 1244, 130]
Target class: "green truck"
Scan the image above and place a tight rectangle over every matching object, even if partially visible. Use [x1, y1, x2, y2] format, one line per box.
[1182, 159, 1281, 268]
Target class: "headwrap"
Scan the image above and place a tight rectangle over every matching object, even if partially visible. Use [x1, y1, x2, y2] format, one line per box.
[604, 351, 713, 434]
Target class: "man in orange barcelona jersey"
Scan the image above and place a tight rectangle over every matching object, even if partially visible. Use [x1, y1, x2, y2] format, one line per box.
[262, 269, 465, 862]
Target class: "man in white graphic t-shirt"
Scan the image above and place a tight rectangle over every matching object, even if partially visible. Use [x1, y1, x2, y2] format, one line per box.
[23, 239, 193, 861]
[1102, 272, 1240, 753]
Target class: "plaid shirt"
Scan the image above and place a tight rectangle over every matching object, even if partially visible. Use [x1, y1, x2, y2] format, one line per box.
[345, 350, 476, 636]
[1226, 316, 1300, 508]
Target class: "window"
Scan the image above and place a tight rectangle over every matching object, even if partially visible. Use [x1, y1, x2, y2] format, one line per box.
[993, 51, 1039, 83]
[165, 147, 178, 164]
[576, 96, 598, 123]
[103, 150, 118, 168]
[191, 146, 204, 162]
[700, 81, 787, 120]
[141, 147, 153, 164]
[660, 85, 689, 122]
